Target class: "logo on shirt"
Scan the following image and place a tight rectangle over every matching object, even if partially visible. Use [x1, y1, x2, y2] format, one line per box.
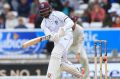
[55, 20, 58, 25]
[64, 38, 68, 40]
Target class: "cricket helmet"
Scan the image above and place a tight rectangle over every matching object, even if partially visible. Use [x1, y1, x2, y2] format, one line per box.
[38, 2, 52, 18]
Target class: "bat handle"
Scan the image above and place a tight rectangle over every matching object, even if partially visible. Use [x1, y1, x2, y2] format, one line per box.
[41, 35, 51, 41]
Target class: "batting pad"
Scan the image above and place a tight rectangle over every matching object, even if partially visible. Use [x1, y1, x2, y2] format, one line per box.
[60, 61, 83, 78]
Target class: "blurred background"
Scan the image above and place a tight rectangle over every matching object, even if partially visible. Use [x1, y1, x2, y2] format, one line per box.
[0, 0, 120, 79]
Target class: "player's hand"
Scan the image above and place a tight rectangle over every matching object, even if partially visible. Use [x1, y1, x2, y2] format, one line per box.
[52, 27, 65, 42]
[76, 53, 80, 62]
[52, 33, 59, 42]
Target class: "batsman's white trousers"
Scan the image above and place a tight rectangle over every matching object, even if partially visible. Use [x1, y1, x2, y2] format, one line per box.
[46, 33, 73, 79]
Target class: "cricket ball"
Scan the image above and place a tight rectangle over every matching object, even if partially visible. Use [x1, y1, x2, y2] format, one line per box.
[103, 56, 107, 62]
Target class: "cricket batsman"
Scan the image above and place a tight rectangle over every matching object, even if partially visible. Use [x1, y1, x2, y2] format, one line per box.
[68, 16, 90, 79]
[39, 2, 84, 79]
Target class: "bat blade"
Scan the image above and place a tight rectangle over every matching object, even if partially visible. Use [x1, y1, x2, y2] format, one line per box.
[22, 37, 42, 48]
[22, 35, 51, 48]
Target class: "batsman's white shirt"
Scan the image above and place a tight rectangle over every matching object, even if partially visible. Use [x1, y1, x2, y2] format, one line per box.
[41, 11, 73, 36]
[41, 11, 74, 49]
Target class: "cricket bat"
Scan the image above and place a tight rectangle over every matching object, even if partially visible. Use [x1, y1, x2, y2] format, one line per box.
[22, 35, 51, 48]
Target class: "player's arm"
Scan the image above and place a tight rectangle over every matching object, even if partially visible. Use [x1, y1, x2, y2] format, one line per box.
[55, 11, 74, 34]
[52, 16, 74, 41]
[41, 19, 52, 36]
[64, 17, 74, 33]
[41, 19, 58, 41]
[41, 12, 74, 42]
[75, 25, 85, 62]
[52, 12, 74, 42]
[75, 43, 84, 62]
[53, 15, 74, 42]
[41, 20, 61, 42]
[75, 42, 84, 62]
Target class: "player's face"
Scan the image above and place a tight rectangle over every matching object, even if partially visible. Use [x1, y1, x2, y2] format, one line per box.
[40, 11, 51, 18]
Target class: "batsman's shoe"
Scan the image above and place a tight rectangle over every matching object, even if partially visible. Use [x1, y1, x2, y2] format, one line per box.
[76, 67, 85, 79]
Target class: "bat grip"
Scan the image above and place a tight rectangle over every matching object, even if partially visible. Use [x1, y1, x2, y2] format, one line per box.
[41, 35, 51, 41]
